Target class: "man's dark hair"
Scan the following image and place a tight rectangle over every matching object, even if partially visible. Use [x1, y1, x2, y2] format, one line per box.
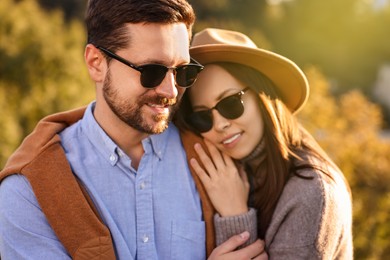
[85, 0, 195, 51]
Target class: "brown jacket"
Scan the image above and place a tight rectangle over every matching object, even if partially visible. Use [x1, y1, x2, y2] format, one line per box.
[0, 107, 215, 259]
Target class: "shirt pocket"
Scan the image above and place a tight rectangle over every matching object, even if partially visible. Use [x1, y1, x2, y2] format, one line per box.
[171, 220, 206, 260]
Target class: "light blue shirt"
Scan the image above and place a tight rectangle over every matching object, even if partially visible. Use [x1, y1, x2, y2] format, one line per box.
[0, 102, 205, 260]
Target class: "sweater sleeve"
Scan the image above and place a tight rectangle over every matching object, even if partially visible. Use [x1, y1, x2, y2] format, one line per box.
[214, 207, 258, 247]
[265, 168, 353, 259]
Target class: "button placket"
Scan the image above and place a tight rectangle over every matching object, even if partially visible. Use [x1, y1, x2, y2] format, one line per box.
[134, 145, 155, 259]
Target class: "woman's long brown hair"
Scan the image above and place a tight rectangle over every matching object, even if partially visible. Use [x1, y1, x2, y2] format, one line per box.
[174, 62, 347, 239]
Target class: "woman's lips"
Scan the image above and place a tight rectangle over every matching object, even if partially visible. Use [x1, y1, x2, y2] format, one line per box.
[222, 132, 242, 146]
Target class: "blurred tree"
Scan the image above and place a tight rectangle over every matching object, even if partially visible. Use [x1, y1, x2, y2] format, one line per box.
[260, 0, 390, 95]
[299, 67, 390, 259]
[0, 0, 93, 167]
[191, 0, 390, 97]
[38, 0, 88, 21]
[189, 0, 273, 58]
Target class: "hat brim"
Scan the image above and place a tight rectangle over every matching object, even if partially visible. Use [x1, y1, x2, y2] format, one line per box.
[190, 45, 309, 113]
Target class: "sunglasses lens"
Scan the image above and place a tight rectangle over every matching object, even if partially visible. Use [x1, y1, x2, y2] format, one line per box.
[140, 65, 168, 88]
[176, 65, 203, 88]
[140, 64, 202, 88]
[217, 95, 244, 119]
[187, 111, 213, 133]
[187, 92, 246, 133]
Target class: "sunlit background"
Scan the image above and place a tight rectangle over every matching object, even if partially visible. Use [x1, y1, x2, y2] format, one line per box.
[1, 0, 389, 258]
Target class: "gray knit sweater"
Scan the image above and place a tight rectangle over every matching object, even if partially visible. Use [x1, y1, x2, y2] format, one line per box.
[214, 158, 353, 259]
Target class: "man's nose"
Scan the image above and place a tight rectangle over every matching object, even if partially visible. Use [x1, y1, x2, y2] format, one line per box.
[154, 70, 178, 99]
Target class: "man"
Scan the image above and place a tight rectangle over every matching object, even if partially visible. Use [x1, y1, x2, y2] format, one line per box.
[0, 0, 265, 259]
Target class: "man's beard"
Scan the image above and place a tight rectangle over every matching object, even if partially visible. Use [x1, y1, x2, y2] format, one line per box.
[102, 71, 180, 134]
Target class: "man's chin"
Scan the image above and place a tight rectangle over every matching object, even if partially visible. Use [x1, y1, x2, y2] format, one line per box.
[151, 113, 171, 132]
[151, 120, 169, 134]
[137, 117, 169, 134]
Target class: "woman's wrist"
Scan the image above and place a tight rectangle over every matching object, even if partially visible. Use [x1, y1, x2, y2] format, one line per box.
[218, 205, 249, 217]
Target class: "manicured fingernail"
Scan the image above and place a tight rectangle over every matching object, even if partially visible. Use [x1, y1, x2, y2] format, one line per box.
[240, 231, 249, 240]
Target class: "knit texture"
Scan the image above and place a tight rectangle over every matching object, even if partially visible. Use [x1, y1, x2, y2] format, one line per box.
[265, 157, 353, 259]
[209, 149, 353, 259]
[214, 208, 257, 247]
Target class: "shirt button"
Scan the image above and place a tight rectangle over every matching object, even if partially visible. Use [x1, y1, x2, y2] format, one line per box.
[142, 235, 149, 243]
[140, 182, 146, 190]
[109, 154, 116, 162]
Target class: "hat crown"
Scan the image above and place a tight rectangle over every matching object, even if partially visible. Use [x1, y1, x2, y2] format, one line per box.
[191, 28, 257, 49]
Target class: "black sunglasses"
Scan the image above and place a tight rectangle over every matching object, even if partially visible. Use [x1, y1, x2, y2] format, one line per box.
[97, 46, 204, 88]
[187, 87, 250, 133]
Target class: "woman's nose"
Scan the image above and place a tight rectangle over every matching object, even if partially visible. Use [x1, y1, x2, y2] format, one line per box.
[212, 109, 231, 132]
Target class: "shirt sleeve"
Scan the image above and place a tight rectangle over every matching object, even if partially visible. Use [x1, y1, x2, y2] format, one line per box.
[0, 174, 70, 260]
[213, 207, 258, 247]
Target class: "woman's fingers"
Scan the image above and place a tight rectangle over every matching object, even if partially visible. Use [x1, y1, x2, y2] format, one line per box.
[192, 142, 249, 216]
[189, 157, 211, 186]
[193, 141, 245, 182]
[222, 152, 236, 169]
[193, 143, 217, 176]
[204, 139, 226, 170]
[193, 141, 228, 179]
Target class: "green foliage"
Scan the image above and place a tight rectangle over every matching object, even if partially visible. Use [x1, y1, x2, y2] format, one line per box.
[261, 0, 390, 93]
[190, 0, 271, 49]
[299, 67, 390, 259]
[190, 0, 390, 94]
[38, 0, 88, 20]
[0, 0, 93, 167]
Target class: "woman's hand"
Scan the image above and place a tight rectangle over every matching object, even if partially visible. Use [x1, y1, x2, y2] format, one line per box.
[190, 140, 250, 217]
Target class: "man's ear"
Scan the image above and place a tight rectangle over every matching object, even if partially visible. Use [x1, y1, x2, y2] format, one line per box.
[85, 44, 106, 83]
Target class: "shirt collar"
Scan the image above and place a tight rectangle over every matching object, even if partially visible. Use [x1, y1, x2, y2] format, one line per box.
[146, 124, 175, 161]
[81, 102, 173, 165]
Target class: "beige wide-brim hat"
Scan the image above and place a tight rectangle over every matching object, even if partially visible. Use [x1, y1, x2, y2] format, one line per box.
[190, 28, 309, 113]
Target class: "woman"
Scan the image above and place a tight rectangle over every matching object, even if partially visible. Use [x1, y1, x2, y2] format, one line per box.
[175, 28, 353, 259]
